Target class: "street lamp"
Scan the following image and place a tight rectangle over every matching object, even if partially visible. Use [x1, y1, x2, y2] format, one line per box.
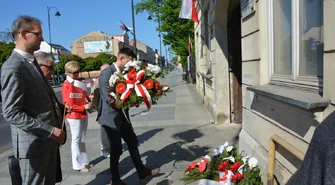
[131, 0, 137, 56]
[47, 6, 61, 84]
[147, 15, 162, 67]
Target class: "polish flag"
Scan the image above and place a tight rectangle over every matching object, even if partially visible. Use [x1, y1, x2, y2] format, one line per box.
[179, 0, 199, 23]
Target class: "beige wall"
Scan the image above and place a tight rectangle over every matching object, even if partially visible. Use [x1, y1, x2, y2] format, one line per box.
[193, 0, 332, 184]
[239, 0, 333, 184]
[71, 31, 129, 58]
[195, 0, 231, 125]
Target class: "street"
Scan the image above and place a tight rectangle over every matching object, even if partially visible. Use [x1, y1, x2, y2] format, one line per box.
[0, 70, 242, 185]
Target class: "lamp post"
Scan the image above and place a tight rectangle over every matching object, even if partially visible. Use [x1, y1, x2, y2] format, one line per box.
[131, 0, 137, 56]
[47, 6, 61, 84]
[148, 15, 162, 67]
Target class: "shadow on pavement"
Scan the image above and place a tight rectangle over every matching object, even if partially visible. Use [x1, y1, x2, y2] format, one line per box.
[86, 128, 164, 185]
[120, 128, 211, 184]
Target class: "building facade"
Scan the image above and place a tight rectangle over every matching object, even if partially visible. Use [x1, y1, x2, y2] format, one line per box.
[37, 41, 71, 55]
[129, 40, 155, 64]
[194, 0, 331, 183]
[71, 31, 131, 58]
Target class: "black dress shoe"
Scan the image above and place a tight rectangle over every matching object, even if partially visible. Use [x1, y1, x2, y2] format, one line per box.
[110, 179, 127, 185]
[139, 167, 160, 179]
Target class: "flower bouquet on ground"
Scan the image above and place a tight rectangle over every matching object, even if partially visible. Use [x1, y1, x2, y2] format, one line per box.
[107, 61, 171, 110]
[182, 142, 263, 185]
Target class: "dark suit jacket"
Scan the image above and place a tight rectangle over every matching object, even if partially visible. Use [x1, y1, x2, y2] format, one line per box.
[286, 111, 335, 185]
[1, 51, 60, 158]
[97, 64, 130, 129]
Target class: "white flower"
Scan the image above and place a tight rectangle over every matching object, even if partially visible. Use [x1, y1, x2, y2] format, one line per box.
[162, 85, 169, 91]
[226, 146, 233, 152]
[147, 64, 161, 74]
[248, 157, 258, 169]
[213, 149, 220, 156]
[124, 61, 140, 71]
[242, 155, 251, 163]
[222, 156, 235, 163]
[109, 92, 116, 98]
[219, 145, 225, 153]
[109, 74, 119, 86]
[151, 65, 161, 74]
[204, 155, 211, 162]
[237, 164, 246, 174]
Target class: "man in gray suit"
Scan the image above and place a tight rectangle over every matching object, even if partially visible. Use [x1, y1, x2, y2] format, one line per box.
[98, 48, 160, 185]
[1, 15, 66, 185]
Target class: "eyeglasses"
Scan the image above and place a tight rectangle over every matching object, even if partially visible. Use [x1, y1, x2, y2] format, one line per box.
[40, 64, 55, 70]
[69, 71, 80, 75]
[25, 30, 43, 37]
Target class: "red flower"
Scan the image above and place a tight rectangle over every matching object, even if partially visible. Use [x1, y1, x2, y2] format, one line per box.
[184, 162, 198, 173]
[116, 83, 126, 94]
[107, 86, 111, 89]
[218, 176, 228, 183]
[218, 161, 229, 172]
[230, 162, 241, 173]
[155, 81, 161, 89]
[127, 68, 137, 79]
[142, 65, 147, 69]
[198, 159, 208, 173]
[144, 79, 154, 89]
[157, 90, 163, 95]
[231, 172, 244, 182]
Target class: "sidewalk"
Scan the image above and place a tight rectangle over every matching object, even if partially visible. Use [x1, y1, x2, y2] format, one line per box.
[0, 70, 242, 185]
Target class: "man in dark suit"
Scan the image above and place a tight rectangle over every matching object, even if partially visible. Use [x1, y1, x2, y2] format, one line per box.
[1, 15, 66, 185]
[98, 48, 160, 185]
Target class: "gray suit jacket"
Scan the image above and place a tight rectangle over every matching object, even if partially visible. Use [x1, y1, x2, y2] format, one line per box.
[1, 51, 60, 158]
[97, 64, 130, 129]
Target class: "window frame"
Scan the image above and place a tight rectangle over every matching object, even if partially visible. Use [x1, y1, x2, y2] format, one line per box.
[267, 0, 323, 92]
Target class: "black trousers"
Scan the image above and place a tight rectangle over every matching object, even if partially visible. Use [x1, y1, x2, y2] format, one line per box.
[103, 123, 145, 180]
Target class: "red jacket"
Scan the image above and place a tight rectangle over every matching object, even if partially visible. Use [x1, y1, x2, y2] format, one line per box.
[62, 80, 88, 119]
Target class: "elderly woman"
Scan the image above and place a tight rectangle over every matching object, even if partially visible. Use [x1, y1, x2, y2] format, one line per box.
[62, 61, 93, 172]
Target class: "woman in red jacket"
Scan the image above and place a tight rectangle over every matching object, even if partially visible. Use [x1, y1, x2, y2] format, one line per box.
[62, 61, 93, 172]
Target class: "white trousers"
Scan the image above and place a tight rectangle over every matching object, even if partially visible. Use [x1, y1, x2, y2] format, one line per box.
[67, 118, 89, 170]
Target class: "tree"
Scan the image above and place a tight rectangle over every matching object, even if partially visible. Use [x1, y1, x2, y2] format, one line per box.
[135, 0, 194, 65]
[57, 54, 84, 74]
[95, 53, 117, 65]
[0, 42, 15, 67]
[83, 57, 98, 72]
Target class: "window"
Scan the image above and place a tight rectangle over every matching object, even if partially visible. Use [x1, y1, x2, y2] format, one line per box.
[269, 0, 324, 88]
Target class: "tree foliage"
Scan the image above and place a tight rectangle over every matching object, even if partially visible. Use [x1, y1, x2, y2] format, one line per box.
[134, 0, 194, 65]
[0, 42, 15, 67]
[56, 53, 117, 74]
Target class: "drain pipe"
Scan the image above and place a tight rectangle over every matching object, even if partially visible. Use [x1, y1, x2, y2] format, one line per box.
[268, 135, 304, 185]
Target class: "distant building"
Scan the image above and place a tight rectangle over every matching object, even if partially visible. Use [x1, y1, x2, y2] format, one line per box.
[37, 41, 71, 55]
[71, 31, 131, 58]
[129, 40, 155, 64]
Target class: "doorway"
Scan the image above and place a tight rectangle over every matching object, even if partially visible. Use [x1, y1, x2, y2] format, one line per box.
[227, 1, 242, 123]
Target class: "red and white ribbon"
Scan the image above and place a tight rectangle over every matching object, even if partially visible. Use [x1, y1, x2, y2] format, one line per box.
[120, 70, 152, 110]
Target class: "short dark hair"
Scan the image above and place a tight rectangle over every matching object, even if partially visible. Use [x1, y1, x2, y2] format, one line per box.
[11, 15, 42, 40]
[118, 47, 136, 59]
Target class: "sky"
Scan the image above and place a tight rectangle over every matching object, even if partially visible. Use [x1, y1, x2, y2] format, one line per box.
[0, 0, 167, 57]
